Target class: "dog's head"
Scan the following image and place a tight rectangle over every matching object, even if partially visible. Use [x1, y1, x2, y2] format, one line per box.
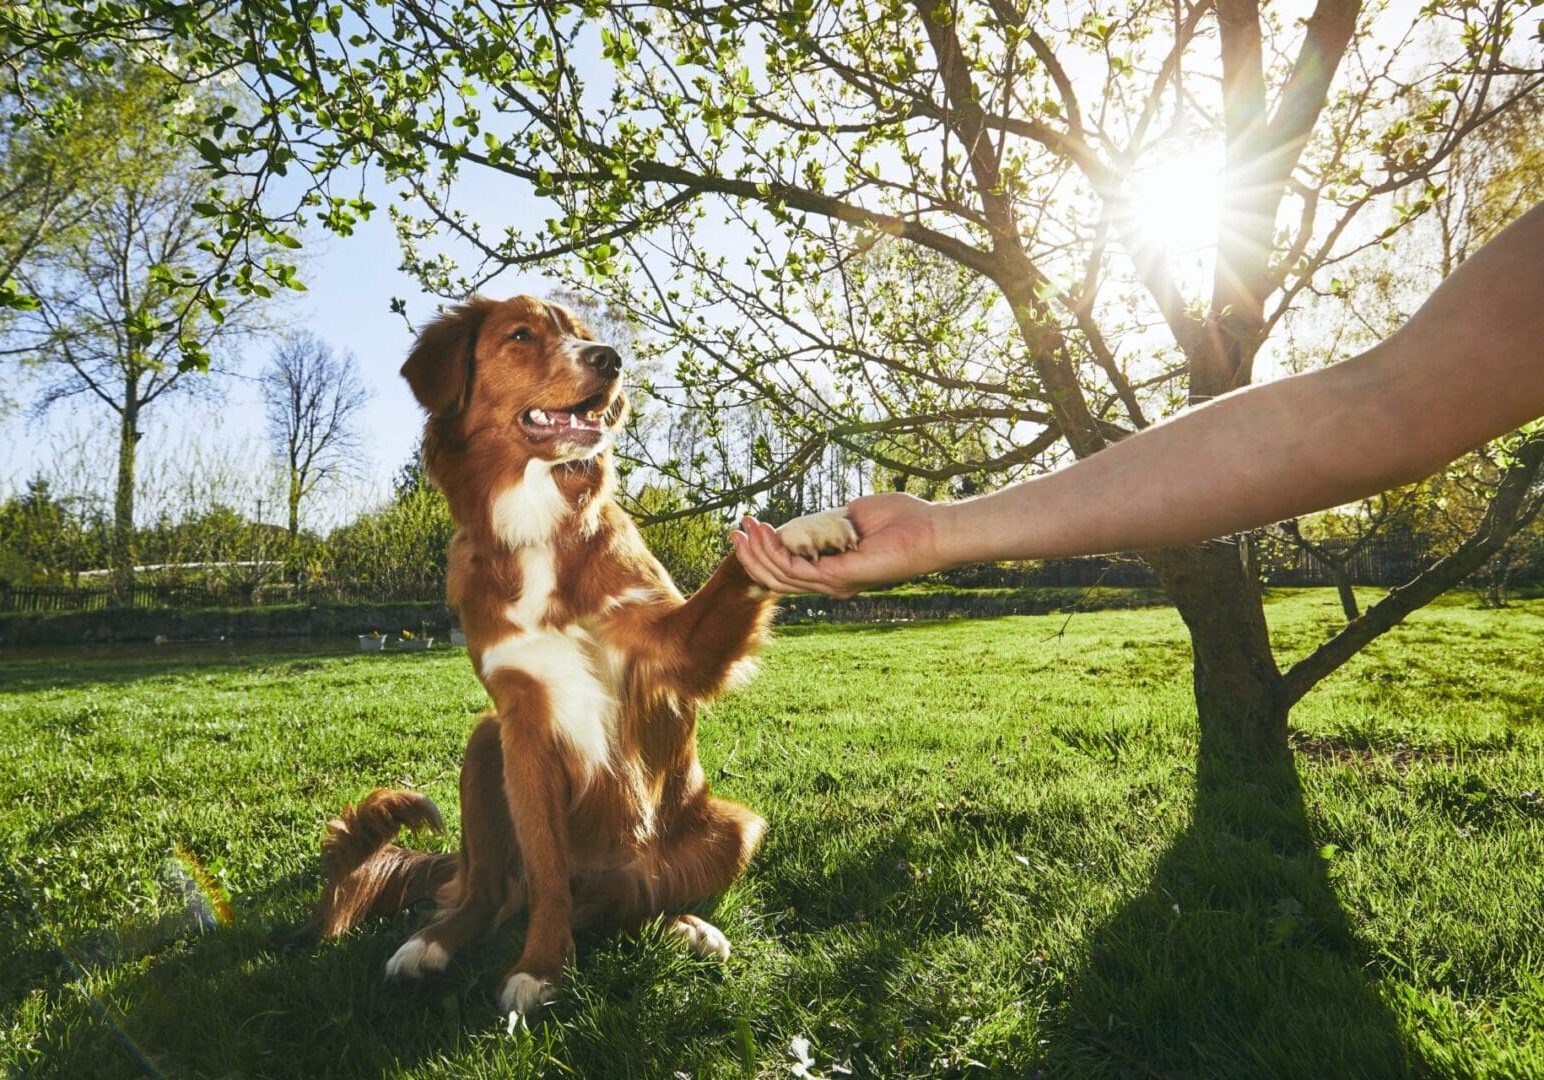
[401, 295, 629, 464]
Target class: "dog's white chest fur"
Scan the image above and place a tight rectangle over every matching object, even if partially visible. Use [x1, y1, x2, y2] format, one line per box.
[481, 627, 617, 776]
[490, 460, 568, 548]
[480, 532, 618, 778]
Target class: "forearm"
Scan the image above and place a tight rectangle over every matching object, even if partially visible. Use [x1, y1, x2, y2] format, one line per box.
[945, 358, 1397, 561]
[941, 203, 1544, 565]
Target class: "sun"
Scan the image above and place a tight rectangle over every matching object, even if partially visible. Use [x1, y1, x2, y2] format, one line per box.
[1124, 144, 1225, 266]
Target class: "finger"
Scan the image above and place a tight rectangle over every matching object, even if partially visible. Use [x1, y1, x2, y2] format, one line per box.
[741, 518, 858, 597]
[737, 522, 826, 592]
[785, 551, 859, 598]
[730, 530, 782, 588]
[737, 519, 807, 589]
[731, 531, 808, 594]
[749, 520, 820, 578]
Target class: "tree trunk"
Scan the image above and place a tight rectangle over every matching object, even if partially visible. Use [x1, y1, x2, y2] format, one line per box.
[110, 392, 140, 608]
[1147, 540, 1288, 748]
[1331, 567, 1360, 621]
[288, 467, 303, 538]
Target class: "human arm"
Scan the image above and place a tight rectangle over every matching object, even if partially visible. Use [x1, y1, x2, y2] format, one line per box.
[731, 202, 1544, 597]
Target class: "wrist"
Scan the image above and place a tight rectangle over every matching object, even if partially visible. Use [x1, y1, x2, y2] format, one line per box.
[927, 496, 986, 570]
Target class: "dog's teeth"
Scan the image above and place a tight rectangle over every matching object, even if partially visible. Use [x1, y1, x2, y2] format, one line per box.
[531, 409, 549, 424]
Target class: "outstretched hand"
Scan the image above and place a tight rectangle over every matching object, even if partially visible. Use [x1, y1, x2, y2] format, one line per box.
[729, 492, 947, 598]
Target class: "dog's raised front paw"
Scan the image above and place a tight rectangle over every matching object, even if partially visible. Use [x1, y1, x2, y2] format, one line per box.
[665, 914, 731, 962]
[498, 971, 557, 1030]
[384, 935, 449, 980]
[777, 509, 859, 559]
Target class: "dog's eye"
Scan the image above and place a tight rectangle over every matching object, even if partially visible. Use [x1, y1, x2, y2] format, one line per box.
[510, 327, 534, 343]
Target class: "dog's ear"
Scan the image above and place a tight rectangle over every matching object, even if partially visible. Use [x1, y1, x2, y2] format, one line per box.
[401, 298, 493, 417]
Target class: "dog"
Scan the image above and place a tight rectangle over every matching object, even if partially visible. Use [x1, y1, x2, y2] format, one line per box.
[314, 294, 858, 1025]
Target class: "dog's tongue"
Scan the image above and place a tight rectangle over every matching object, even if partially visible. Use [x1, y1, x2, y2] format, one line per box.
[530, 408, 603, 431]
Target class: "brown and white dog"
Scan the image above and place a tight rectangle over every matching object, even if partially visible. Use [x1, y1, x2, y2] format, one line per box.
[314, 295, 856, 1025]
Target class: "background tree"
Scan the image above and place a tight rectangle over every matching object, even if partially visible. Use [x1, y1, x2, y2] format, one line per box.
[323, 465, 455, 602]
[1266, 490, 1422, 620]
[0, 65, 108, 315]
[632, 483, 727, 591]
[259, 330, 369, 538]
[3, 64, 271, 604]
[0, 476, 109, 586]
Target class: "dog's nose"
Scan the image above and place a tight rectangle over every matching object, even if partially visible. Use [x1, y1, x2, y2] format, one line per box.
[582, 344, 622, 377]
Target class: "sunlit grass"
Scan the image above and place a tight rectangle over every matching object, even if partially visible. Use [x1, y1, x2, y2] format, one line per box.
[2, 591, 1541, 1077]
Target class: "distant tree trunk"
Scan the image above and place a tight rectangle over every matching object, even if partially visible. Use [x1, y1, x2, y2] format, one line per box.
[1275, 519, 1363, 620]
[287, 467, 303, 538]
[1298, 545, 1361, 619]
[1331, 569, 1360, 620]
[110, 382, 140, 607]
[1150, 541, 1287, 749]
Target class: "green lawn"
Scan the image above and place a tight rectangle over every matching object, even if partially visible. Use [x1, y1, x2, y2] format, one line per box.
[2, 590, 1542, 1078]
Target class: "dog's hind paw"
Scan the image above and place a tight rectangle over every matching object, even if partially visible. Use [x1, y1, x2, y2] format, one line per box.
[384, 935, 449, 980]
[665, 914, 731, 962]
[777, 509, 859, 560]
[499, 972, 557, 1029]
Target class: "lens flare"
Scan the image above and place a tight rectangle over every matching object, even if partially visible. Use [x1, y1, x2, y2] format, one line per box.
[169, 843, 235, 929]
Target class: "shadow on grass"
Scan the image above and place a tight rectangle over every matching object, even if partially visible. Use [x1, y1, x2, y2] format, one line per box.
[0, 648, 396, 695]
[10, 876, 519, 1079]
[1039, 728, 1425, 1077]
[9, 866, 770, 1079]
[5, 844, 495, 1079]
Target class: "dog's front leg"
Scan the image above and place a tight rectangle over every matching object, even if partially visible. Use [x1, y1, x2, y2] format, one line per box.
[645, 510, 858, 697]
[487, 672, 575, 1025]
[646, 556, 778, 699]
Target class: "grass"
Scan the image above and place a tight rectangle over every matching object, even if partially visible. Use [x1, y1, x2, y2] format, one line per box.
[2, 589, 1541, 1078]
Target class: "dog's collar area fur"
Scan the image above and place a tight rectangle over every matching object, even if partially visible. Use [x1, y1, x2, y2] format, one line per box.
[490, 460, 570, 549]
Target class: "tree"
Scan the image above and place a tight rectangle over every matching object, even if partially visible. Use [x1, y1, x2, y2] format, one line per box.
[259, 331, 369, 538]
[1267, 494, 1410, 620]
[0, 66, 108, 315]
[323, 480, 455, 602]
[3, 65, 270, 604]
[0, 476, 109, 586]
[633, 484, 727, 592]
[8, 1, 1542, 745]
[1266, 74, 1544, 619]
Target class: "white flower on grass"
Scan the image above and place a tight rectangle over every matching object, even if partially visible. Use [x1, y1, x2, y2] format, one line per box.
[786, 1036, 853, 1078]
[789, 1035, 817, 1078]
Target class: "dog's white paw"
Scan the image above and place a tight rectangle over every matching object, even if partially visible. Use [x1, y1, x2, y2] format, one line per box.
[777, 509, 859, 559]
[665, 914, 731, 962]
[384, 935, 449, 980]
[498, 972, 557, 1029]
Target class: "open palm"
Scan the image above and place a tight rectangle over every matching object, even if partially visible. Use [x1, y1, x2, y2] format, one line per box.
[731, 493, 945, 598]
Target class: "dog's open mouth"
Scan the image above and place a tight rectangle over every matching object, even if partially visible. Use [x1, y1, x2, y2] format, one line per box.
[519, 391, 623, 443]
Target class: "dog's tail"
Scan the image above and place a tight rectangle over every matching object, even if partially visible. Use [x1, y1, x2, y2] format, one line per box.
[313, 788, 457, 939]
